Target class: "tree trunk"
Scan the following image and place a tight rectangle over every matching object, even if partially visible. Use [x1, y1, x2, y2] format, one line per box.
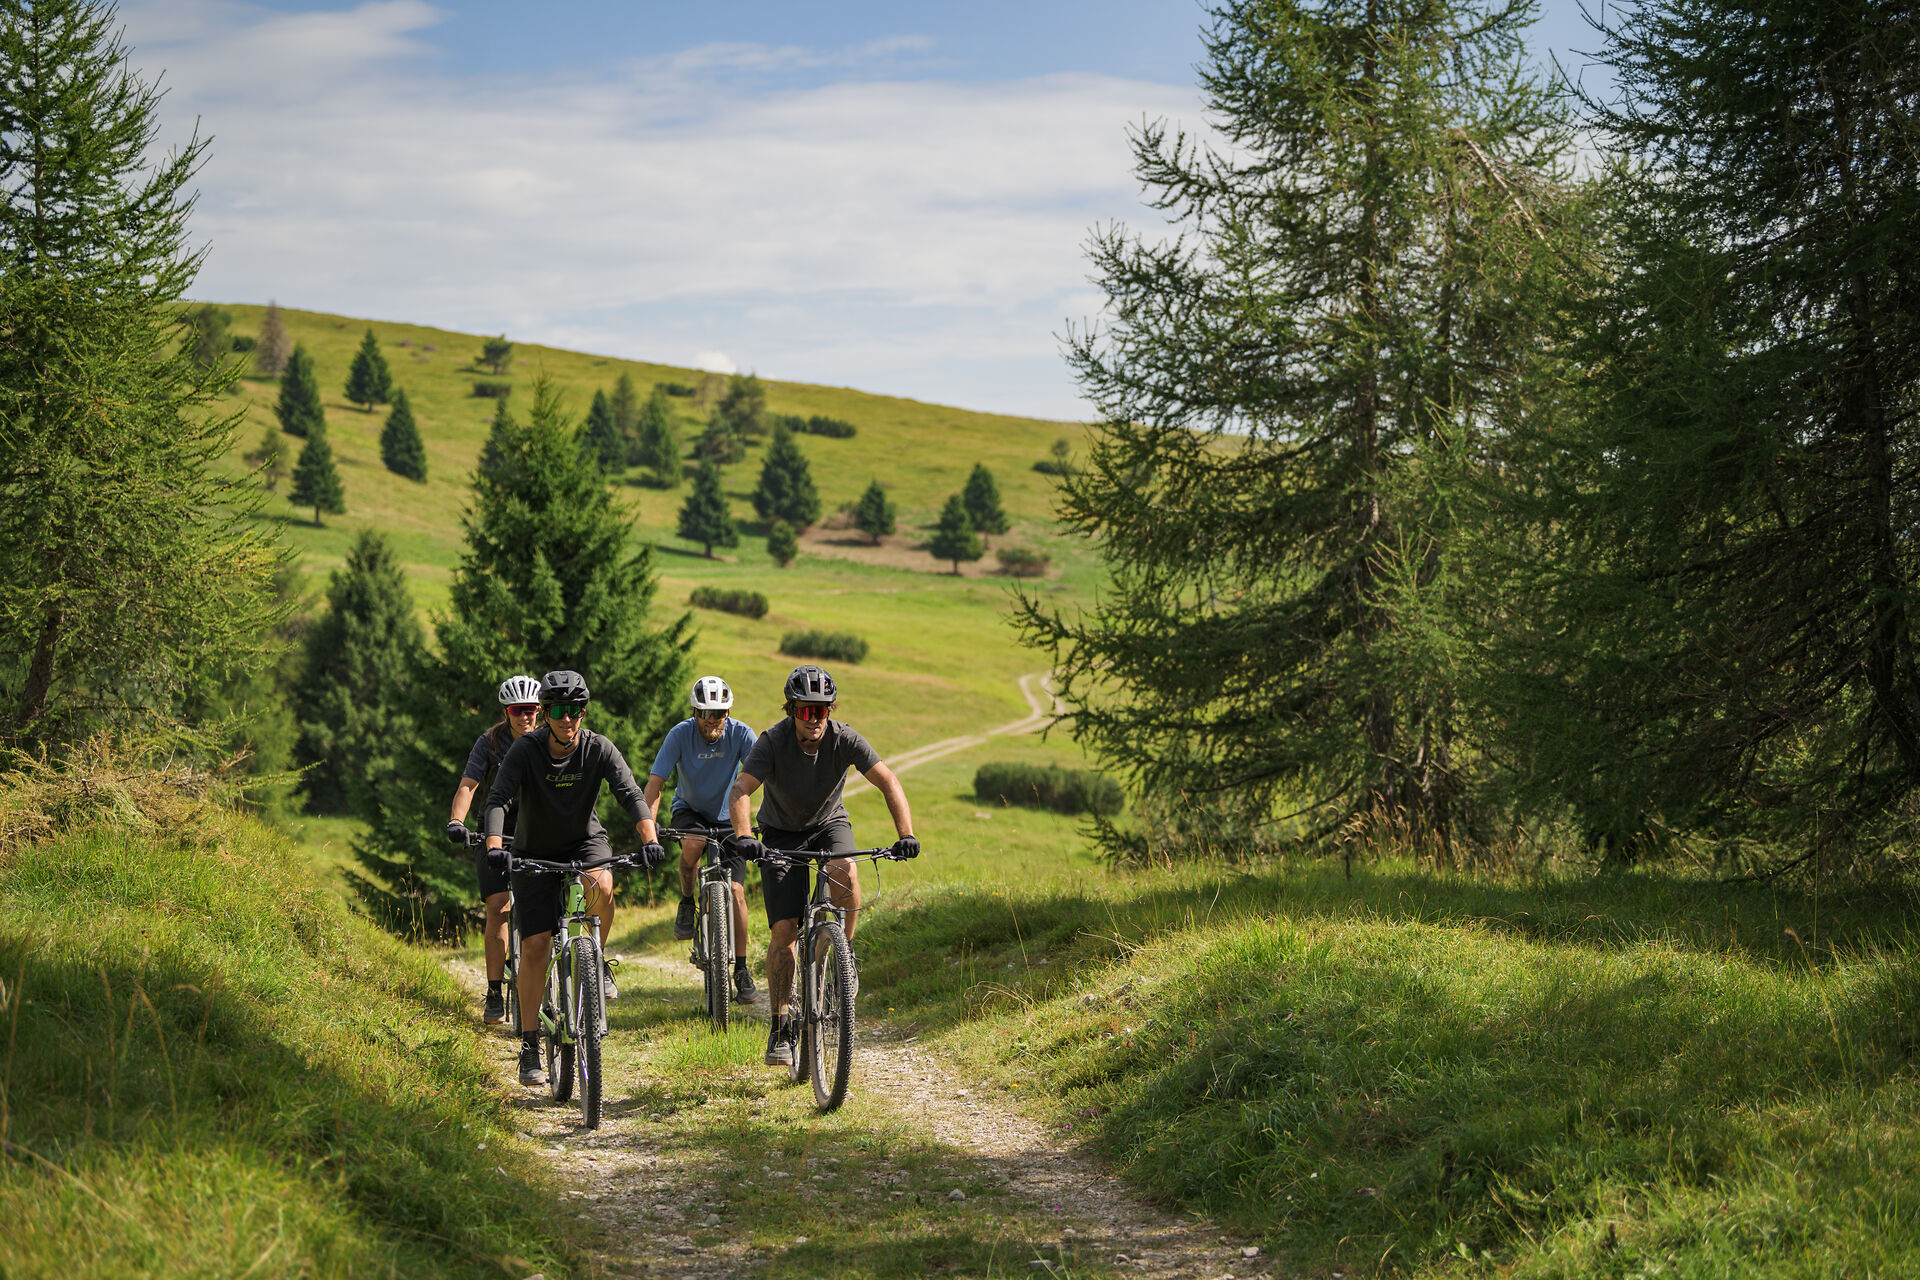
[21, 605, 62, 725]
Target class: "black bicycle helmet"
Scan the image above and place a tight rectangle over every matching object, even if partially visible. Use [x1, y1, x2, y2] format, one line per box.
[783, 664, 835, 703]
[540, 669, 591, 705]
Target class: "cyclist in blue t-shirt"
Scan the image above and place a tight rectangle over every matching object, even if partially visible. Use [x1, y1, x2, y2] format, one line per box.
[644, 676, 759, 1003]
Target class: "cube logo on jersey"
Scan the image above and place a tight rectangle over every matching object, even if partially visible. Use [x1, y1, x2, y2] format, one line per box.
[546, 768, 584, 789]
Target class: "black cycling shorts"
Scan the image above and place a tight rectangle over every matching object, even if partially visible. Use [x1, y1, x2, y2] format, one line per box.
[511, 840, 614, 939]
[472, 846, 511, 901]
[760, 816, 855, 927]
[671, 802, 745, 886]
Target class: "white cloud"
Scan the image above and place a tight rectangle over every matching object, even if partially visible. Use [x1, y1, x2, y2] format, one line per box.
[692, 350, 739, 375]
[118, 0, 1205, 418]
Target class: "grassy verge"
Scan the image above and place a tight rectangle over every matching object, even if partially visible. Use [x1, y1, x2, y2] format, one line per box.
[0, 804, 582, 1279]
[857, 861, 1920, 1277]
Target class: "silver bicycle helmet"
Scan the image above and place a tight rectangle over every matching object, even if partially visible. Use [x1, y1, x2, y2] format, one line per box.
[690, 676, 733, 711]
[783, 664, 836, 704]
[497, 674, 541, 705]
[539, 669, 591, 705]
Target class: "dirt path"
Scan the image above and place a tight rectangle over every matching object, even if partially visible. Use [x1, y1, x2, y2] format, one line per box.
[841, 673, 1061, 801]
[452, 945, 1268, 1280]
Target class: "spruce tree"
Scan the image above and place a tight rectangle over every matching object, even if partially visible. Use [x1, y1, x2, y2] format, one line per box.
[580, 387, 624, 474]
[293, 531, 424, 815]
[351, 375, 693, 934]
[678, 458, 738, 557]
[713, 371, 767, 440]
[961, 463, 1010, 547]
[255, 298, 292, 375]
[854, 480, 896, 544]
[632, 384, 683, 486]
[768, 519, 799, 568]
[751, 419, 821, 528]
[181, 303, 232, 371]
[380, 387, 427, 481]
[1013, 0, 1575, 849]
[929, 494, 982, 573]
[695, 413, 745, 465]
[609, 370, 640, 455]
[275, 342, 325, 437]
[344, 327, 392, 411]
[290, 428, 345, 525]
[0, 0, 282, 733]
[242, 425, 288, 492]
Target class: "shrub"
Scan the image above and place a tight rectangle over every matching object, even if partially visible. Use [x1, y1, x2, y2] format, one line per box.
[473, 380, 511, 399]
[770, 413, 858, 439]
[780, 629, 869, 664]
[660, 381, 697, 397]
[230, 333, 256, 352]
[1033, 458, 1076, 476]
[996, 546, 1050, 577]
[690, 586, 768, 619]
[974, 762, 1124, 816]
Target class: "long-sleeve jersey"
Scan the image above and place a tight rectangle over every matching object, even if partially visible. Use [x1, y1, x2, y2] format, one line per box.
[483, 725, 649, 863]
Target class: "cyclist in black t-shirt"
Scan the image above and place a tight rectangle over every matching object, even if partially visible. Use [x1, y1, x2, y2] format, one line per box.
[444, 673, 541, 1025]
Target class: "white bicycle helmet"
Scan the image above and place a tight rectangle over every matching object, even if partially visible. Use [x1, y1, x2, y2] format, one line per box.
[690, 675, 734, 712]
[497, 674, 541, 705]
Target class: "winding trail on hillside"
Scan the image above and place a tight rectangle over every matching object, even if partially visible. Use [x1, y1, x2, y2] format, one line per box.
[841, 672, 1063, 801]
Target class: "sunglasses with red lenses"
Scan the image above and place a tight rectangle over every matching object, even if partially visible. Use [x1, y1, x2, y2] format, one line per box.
[792, 704, 831, 722]
[506, 703, 539, 716]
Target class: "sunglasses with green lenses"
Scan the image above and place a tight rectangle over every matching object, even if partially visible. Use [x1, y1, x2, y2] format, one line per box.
[545, 703, 587, 720]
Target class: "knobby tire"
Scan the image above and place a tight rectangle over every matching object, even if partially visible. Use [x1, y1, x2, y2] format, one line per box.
[808, 921, 856, 1111]
[704, 879, 732, 1032]
[545, 947, 575, 1103]
[573, 934, 605, 1129]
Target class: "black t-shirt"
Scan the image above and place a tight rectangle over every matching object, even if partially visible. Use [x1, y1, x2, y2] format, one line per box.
[483, 726, 649, 862]
[742, 718, 881, 830]
[461, 728, 515, 820]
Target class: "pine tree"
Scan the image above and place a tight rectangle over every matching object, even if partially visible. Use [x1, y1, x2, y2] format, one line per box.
[275, 342, 325, 437]
[1013, 0, 1575, 849]
[255, 298, 292, 375]
[854, 480, 896, 544]
[750, 419, 822, 528]
[713, 372, 767, 440]
[181, 303, 232, 370]
[610, 370, 640, 455]
[293, 531, 424, 815]
[678, 459, 738, 557]
[0, 0, 282, 732]
[961, 463, 1010, 547]
[580, 387, 624, 474]
[380, 387, 427, 481]
[290, 428, 345, 525]
[344, 327, 392, 411]
[768, 520, 799, 568]
[242, 425, 288, 492]
[351, 375, 693, 933]
[929, 494, 982, 574]
[695, 413, 745, 465]
[631, 384, 683, 486]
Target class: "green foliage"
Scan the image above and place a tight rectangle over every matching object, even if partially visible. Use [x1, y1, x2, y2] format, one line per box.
[353, 375, 692, 935]
[630, 384, 683, 486]
[343, 327, 392, 410]
[479, 333, 512, 374]
[274, 342, 325, 437]
[751, 419, 822, 528]
[580, 387, 624, 474]
[0, 2, 283, 736]
[379, 387, 427, 482]
[677, 458, 738, 557]
[695, 414, 745, 464]
[961, 463, 1010, 544]
[179, 303, 232, 370]
[1018, 0, 1576, 853]
[994, 546, 1049, 578]
[253, 298, 291, 375]
[779, 629, 868, 664]
[767, 519, 799, 568]
[928, 494, 982, 572]
[472, 379, 511, 399]
[771, 411, 857, 439]
[1033, 438, 1076, 476]
[659, 380, 696, 397]
[609, 369, 639, 451]
[714, 371, 767, 439]
[853, 479, 896, 544]
[242, 425, 288, 492]
[688, 586, 768, 619]
[289, 428, 345, 525]
[973, 761, 1122, 816]
[293, 531, 423, 815]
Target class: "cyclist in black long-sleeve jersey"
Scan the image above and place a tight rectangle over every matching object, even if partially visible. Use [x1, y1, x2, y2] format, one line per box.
[484, 669, 665, 1086]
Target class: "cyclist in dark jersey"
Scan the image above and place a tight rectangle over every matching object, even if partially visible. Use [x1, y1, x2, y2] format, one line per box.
[723, 664, 919, 1068]
[483, 669, 666, 1086]
[445, 673, 541, 1025]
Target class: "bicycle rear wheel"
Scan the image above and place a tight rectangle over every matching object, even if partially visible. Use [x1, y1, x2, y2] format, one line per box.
[703, 879, 732, 1031]
[504, 915, 522, 1034]
[572, 934, 604, 1129]
[807, 921, 856, 1111]
[544, 947, 575, 1103]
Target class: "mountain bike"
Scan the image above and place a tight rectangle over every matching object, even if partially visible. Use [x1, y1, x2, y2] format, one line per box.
[756, 844, 911, 1112]
[660, 823, 753, 1032]
[453, 828, 519, 1034]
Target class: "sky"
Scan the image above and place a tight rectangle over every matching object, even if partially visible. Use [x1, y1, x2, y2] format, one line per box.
[123, 0, 1620, 421]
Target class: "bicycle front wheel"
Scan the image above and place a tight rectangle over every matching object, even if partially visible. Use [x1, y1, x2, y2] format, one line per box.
[504, 916, 522, 1035]
[572, 934, 604, 1130]
[703, 879, 732, 1031]
[545, 948, 575, 1103]
[807, 922, 855, 1110]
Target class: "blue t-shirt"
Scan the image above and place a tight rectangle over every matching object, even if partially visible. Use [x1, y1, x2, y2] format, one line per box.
[648, 717, 758, 821]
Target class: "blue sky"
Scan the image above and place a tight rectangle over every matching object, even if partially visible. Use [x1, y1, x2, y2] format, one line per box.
[130, 0, 1621, 420]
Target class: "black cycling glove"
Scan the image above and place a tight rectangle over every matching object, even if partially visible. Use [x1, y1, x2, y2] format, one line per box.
[891, 835, 921, 860]
[638, 841, 667, 869]
[445, 820, 469, 846]
[723, 833, 768, 862]
[485, 844, 510, 872]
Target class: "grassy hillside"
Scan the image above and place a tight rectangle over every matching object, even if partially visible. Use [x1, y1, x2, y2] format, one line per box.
[0, 779, 584, 1278]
